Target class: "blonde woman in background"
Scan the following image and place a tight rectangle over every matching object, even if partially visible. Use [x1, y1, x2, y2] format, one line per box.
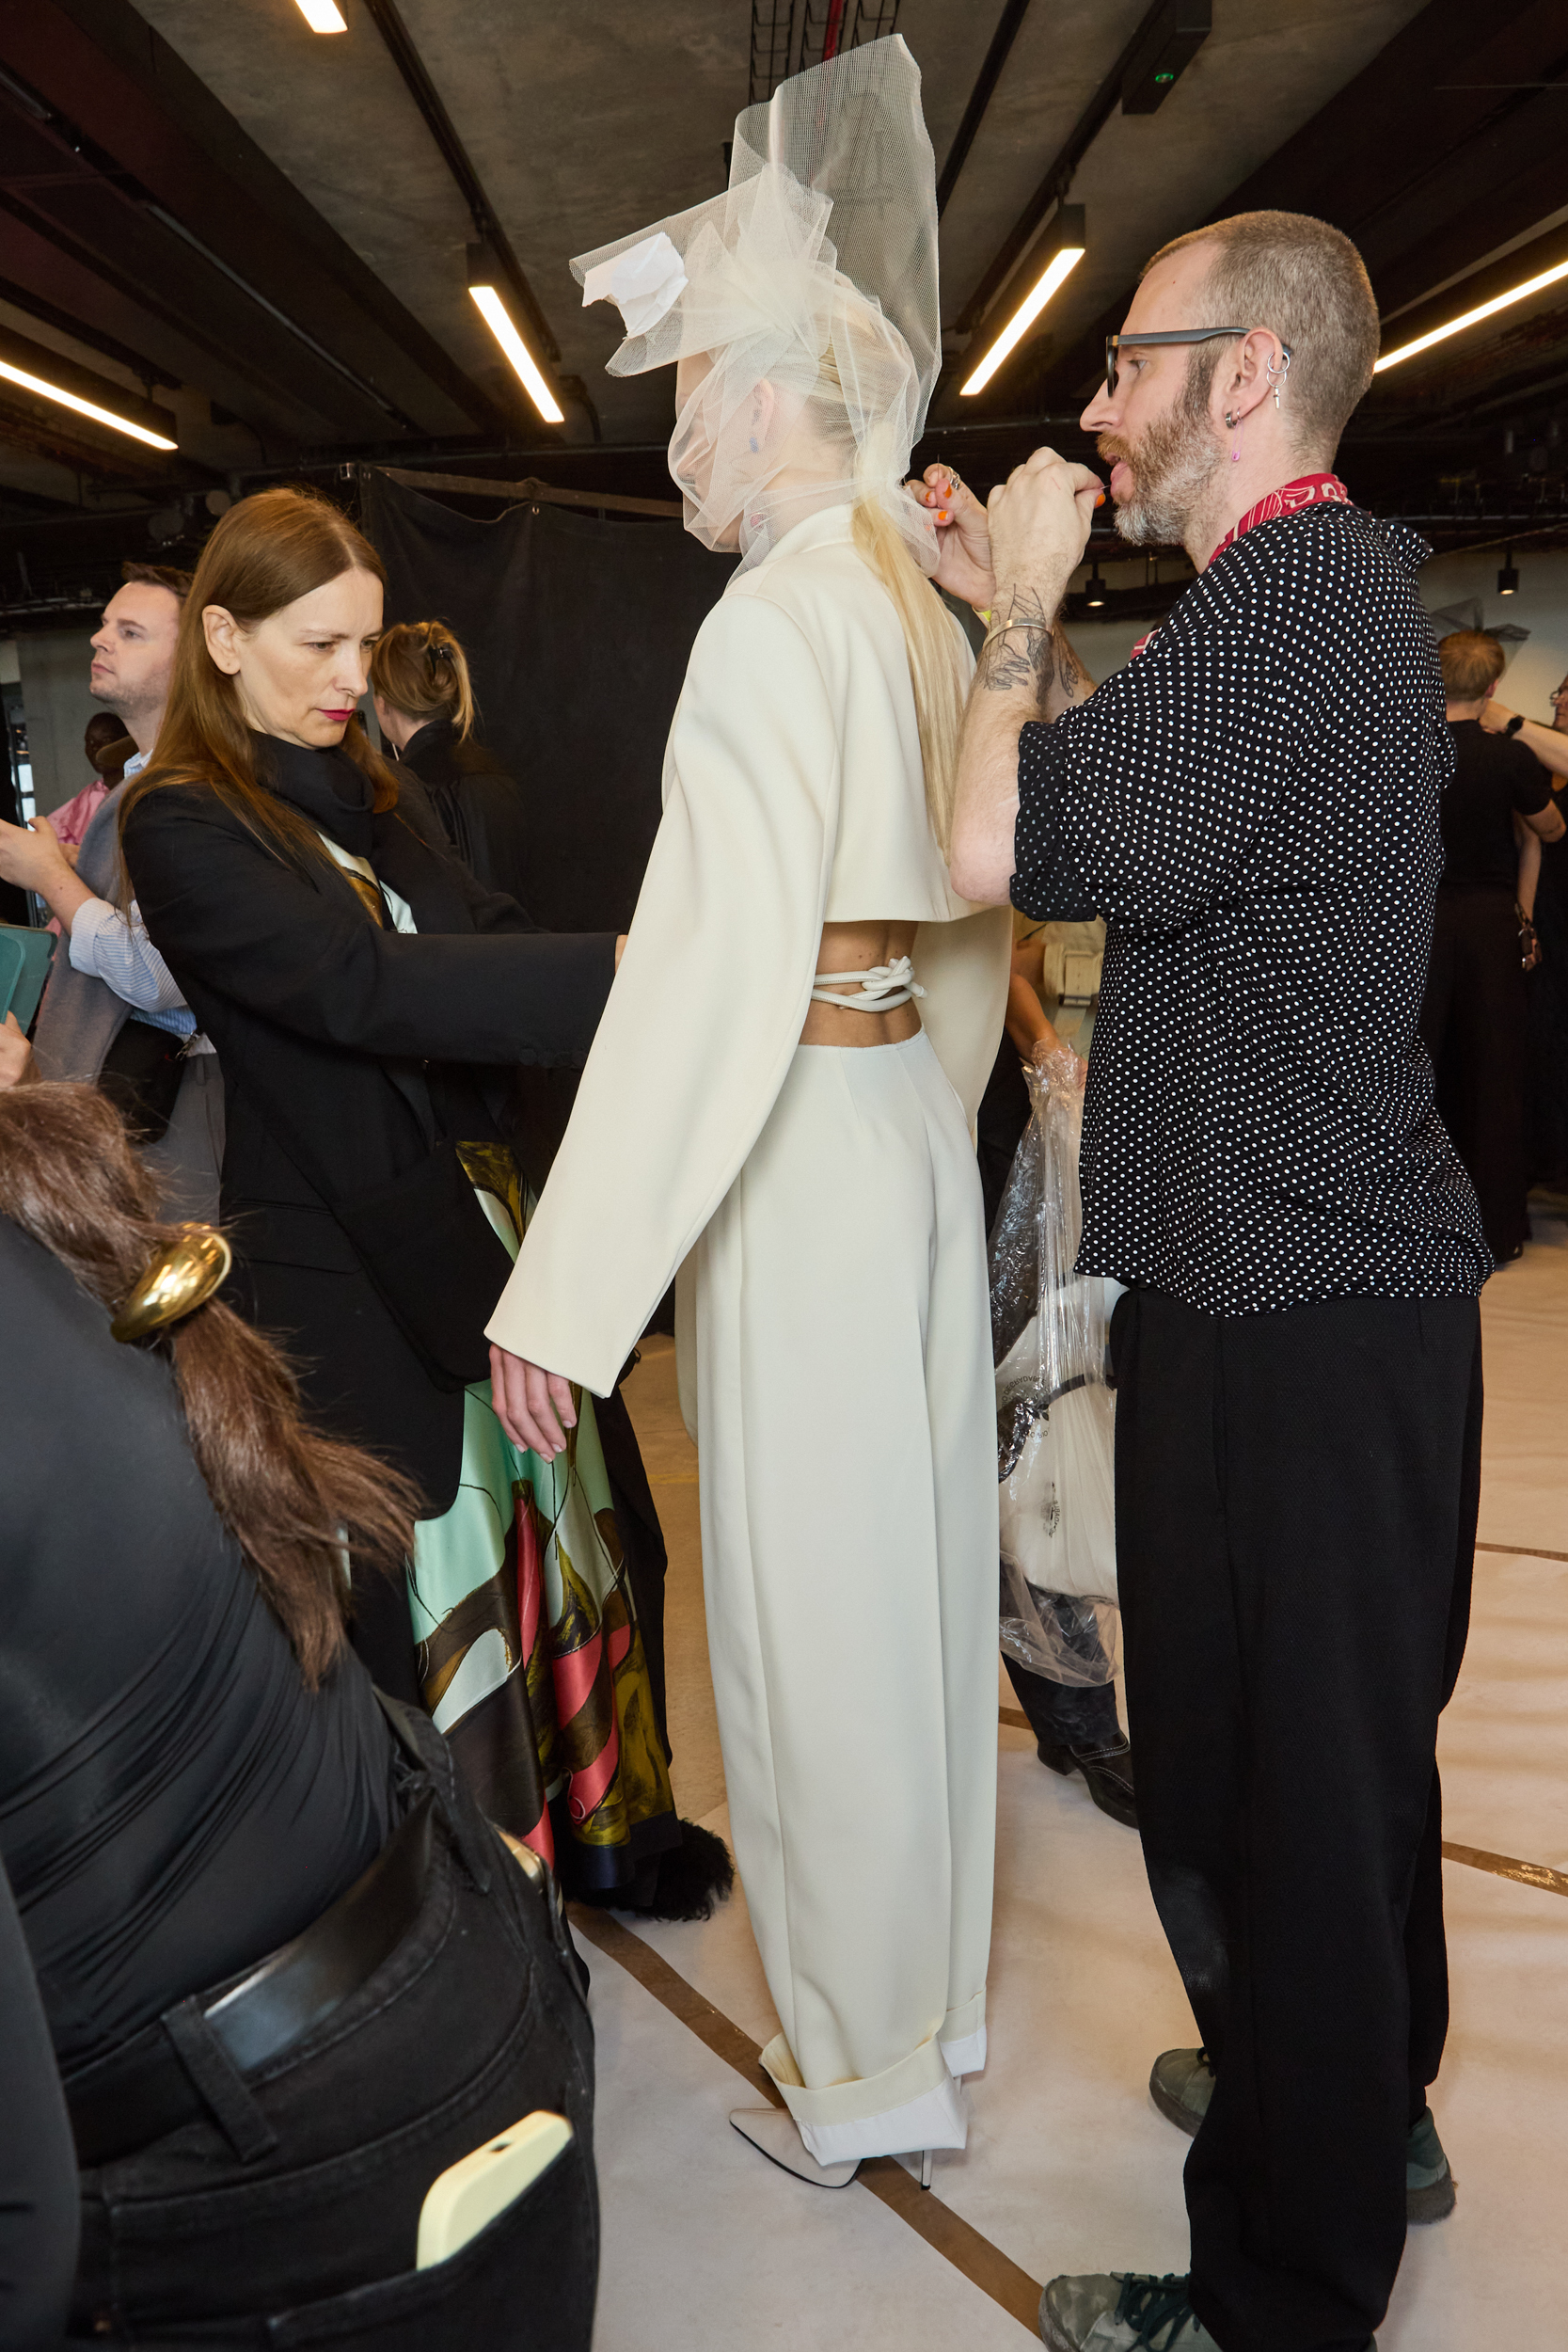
[371, 619, 530, 904]
[488, 39, 1010, 2185]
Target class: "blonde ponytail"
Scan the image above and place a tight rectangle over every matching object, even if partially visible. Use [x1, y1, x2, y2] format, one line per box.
[369, 619, 477, 740]
[850, 498, 966, 855]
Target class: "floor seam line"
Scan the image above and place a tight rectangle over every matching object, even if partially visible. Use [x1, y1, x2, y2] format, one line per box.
[567, 1902, 1044, 2335]
[997, 1712, 1568, 1896]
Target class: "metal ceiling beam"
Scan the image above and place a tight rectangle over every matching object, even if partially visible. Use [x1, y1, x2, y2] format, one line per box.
[953, 0, 1207, 336]
[358, 0, 560, 372]
[936, 0, 1031, 220]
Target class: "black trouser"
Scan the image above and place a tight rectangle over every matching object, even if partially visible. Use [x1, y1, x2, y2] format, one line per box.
[1112, 1289, 1481, 2352]
[1419, 884, 1528, 1259]
[70, 1702, 597, 2349]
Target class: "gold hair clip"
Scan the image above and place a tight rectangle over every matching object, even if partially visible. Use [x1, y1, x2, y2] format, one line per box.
[110, 1225, 233, 1343]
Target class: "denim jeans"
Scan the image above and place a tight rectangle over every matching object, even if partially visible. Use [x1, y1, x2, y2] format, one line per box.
[69, 1703, 597, 2349]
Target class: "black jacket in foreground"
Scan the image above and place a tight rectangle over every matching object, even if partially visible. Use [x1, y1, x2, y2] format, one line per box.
[398, 716, 531, 906]
[122, 739, 616, 1516]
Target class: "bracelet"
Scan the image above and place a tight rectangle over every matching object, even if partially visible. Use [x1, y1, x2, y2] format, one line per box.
[982, 617, 1053, 649]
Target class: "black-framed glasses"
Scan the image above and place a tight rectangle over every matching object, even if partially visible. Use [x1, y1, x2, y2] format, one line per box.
[1104, 326, 1260, 398]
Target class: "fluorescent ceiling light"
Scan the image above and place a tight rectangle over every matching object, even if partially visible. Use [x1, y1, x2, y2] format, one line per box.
[1373, 254, 1568, 373]
[468, 282, 564, 425]
[295, 0, 348, 30]
[0, 356, 177, 451]
[961, 239, 1086, 397]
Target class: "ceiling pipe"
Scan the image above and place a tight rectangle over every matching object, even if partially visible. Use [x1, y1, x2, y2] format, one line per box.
[359, 0, 560, 371]
[936, 0, 1032, 220]
[954, 0, 1210, 339]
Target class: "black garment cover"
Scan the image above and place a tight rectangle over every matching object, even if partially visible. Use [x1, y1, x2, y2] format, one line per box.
[397, 718, 532, 907]
[358, 472, 734, 931]
[121, 740, 617, 1535]
[1112, 1285, 1481, 2352]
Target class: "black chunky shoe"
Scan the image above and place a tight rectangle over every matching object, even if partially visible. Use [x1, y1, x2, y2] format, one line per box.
[1034, 1728, 1138, 1828]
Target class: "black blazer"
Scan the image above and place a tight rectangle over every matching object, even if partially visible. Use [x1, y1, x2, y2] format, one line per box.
[123, 746, 615, 1518]
[399, 719, 531, 906]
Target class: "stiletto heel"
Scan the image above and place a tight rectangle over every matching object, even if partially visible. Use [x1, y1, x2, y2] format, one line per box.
[920, 2147, 934, 2190]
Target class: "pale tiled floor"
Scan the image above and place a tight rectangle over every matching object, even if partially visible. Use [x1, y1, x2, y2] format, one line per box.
[596, 1222, 1568, 2350]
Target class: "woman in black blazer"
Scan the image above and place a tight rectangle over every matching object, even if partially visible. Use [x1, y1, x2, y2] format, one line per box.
[370, 619, 531, 905]
[120, 486, 689, 1912]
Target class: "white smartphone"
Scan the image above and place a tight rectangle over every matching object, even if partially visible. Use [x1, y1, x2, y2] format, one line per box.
[415, 2110, 573, 2268]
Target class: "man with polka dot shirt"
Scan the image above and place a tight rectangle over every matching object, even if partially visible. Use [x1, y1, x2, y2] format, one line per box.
[941, 212, 1489, 2352]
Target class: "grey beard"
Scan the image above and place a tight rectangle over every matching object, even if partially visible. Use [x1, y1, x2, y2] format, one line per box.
[1103, 397, 1226, 549]
[1113, 435, 1223, 548]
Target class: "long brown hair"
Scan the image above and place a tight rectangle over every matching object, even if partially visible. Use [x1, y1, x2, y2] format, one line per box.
[370, 619, 477, 739]
[0, 1083, 419, 1686]
[120, 485, 402, 882]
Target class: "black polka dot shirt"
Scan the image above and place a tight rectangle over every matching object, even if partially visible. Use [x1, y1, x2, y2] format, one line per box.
[1012, 501, 1491, 1315]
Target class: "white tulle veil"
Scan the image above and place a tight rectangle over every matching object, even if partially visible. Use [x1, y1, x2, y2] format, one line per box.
[571, 36, 941, 575]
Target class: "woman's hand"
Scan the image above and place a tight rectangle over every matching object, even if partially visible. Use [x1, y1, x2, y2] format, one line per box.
[1480, 700, 1514, 735]
[907, 466, 997, 611]
[0, 1013, 36, 1090]
[489, 1342, 577, 1461]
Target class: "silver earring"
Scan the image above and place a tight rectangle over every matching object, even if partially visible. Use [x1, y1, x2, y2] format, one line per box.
[1225, 412, 1236, 428]
[1266, 351, 1291, 409]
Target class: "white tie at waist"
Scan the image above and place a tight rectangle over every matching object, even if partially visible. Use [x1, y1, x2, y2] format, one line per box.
[809, 956, 926, 1015]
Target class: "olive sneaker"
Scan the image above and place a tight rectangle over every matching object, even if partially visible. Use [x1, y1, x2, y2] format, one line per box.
[1038, 2272, 1216, 2350]
[1148, 2049, 1456, 2223]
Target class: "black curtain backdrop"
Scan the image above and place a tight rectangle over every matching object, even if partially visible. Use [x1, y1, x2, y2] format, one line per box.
[359, 471, 735, 932]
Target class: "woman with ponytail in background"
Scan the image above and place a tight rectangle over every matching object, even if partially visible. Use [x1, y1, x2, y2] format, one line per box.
[488, 40, 1010, 2185]
[371, 621, 531, 905]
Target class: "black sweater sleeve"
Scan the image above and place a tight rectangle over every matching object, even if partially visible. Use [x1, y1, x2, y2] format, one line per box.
[123, 787, 613, 1070]
[0, 1862, 77, 2351]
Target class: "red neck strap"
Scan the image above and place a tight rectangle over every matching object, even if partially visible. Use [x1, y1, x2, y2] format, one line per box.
[1210, 473, 1351, 564]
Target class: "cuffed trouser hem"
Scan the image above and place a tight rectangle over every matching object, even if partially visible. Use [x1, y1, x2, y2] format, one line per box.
[763, 2031, 970, 2165]
[939, 1989, 988, 2077]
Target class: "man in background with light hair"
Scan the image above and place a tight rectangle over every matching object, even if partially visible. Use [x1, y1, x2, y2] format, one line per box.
[0, 561, 222, 1218]
[941, 211, 1490, 2352]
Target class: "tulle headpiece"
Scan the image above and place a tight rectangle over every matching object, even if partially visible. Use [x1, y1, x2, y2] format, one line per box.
[571, 37, 940, 574]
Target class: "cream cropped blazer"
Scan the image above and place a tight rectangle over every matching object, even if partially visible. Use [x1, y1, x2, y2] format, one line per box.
[485, 502, 1012, 1397]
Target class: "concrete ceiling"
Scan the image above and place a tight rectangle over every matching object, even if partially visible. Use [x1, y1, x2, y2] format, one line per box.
[126, 0, 1432, 441]
[4, 0, 1568, 610]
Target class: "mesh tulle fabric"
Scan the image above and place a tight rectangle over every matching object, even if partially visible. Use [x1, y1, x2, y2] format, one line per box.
[571, 36, 940, 574]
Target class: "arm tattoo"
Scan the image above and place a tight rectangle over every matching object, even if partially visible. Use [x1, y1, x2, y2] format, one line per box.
[977, 585, 1055, 702]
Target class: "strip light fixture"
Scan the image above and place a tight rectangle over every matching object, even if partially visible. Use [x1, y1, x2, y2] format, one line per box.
[0, 355, 176, 451]
[467, 246, 563, 425]
[294, 0, 349, 30]
[1374, 254, 1568, 373]
[961, 207, 1086, 397]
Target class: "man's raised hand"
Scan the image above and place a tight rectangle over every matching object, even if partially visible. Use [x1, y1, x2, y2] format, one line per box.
[988, 448, 1103, 612]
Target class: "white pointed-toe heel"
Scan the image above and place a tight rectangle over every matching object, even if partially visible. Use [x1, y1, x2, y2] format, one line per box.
[729, 2105, 860, 2187]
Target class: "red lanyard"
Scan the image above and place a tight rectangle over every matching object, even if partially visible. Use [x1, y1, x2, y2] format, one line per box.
[1129, 474, 1353, 660]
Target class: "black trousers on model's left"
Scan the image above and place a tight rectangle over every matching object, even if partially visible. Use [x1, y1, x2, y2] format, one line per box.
[1112, 1287, 1482, 2352]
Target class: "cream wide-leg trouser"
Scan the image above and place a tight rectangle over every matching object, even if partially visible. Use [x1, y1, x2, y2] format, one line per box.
[694, 1029, 999, 2165]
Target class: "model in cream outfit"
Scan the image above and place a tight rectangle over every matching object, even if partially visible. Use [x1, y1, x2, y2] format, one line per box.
[487, 39, 1009, 2175]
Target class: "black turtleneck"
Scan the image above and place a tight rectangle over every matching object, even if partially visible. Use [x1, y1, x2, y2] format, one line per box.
[256, 732, 377, 858]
